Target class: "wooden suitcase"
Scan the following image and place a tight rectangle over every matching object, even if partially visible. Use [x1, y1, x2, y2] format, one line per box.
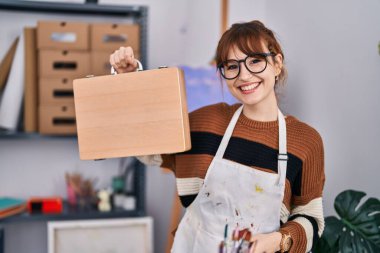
[73, 67, 191, 160]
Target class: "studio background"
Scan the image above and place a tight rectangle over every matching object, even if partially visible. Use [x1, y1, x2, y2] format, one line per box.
[0, 0, 379, 253]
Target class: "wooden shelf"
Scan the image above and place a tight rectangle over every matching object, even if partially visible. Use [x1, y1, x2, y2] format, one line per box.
[0, 201, 145, 224]
[0, 0, 145, 17]
[0, 131, 77, 139]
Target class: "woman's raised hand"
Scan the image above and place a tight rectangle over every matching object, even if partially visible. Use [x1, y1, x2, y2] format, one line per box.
[109, 46, 138, 74]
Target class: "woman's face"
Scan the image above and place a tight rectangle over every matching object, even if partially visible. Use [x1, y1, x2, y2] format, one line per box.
[224, 42, 283, 109]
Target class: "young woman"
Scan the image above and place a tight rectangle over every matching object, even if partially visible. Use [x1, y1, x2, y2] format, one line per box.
[110, 20, 325, 253]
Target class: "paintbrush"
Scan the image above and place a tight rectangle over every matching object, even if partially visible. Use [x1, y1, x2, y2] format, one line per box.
[223, 224, 228, 253]
[232, 228, 240, 252]
[237, 230, 248, 252]
[218, 224, 229, 253]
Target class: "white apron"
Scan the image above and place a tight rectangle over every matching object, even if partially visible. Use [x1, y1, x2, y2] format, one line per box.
[171, 105, 288, 253]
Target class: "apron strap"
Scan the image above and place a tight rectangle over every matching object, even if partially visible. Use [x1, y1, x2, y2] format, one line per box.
[214, 105, 244, 159]
[277, 109, 288, 186]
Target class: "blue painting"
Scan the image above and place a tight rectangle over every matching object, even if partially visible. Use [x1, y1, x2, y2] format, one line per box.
[179, 65, 237, 112]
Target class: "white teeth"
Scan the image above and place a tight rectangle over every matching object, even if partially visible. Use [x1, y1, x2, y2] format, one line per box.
[240, 83, 260, 91]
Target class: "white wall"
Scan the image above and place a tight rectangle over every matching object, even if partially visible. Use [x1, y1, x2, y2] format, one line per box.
[1, 0, 380, 253]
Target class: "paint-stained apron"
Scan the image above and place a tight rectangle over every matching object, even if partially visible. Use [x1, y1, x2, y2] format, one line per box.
[171, 105, 288, 253]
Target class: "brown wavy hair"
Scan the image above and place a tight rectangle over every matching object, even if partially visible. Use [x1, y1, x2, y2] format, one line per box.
[215, 20, 287, 91]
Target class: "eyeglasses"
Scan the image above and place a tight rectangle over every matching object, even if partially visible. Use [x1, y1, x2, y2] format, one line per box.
[218, 52, 275, 80]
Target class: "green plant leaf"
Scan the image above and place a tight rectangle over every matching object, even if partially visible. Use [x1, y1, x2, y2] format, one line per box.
[323, 216, 343, 248]
[314, 235, 339, 253]
[333, 190, 380, 253]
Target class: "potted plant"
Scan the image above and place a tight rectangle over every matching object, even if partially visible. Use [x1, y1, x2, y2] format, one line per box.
[314, 190, 380, 253]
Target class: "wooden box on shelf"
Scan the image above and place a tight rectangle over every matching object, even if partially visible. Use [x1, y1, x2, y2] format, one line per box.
[91, 23, 140, 52]
[37, 21, 89, 50]
[39, 78, 74, 105]
[39, 50, 90, 78]
[39, 104, 76, 135]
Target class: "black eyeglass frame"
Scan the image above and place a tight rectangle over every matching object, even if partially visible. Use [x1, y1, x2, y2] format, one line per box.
[218, 52, 276, 80]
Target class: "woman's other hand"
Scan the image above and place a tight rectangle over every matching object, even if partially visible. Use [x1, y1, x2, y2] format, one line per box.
[249, 232, 282, 253]
[109, 46, 138, 74]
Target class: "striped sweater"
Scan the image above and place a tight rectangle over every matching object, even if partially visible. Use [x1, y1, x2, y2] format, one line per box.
[139, 102, 325, 253]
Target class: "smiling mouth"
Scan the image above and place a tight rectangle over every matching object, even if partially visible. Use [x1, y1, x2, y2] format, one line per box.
[238, 82, 261, 91]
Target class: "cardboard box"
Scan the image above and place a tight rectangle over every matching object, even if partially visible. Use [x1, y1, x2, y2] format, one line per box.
[39, 50, 90, 78]
[73, 67, 191, 160]
[37, 21, 89, 50]
[91, 23, 140, 52]
[39, 78, 74, 105]
[24, 27, 38, 133]
[39, 104, 76, 135]
[91, 51, 140, 76]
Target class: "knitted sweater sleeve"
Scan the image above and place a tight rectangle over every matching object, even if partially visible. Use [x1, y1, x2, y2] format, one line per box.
[279, 129, 325, 253]
[135, 154, 176, 173]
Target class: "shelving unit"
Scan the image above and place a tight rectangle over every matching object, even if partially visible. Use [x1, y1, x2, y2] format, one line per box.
[0, 1, 149, 253]
[0, 0, 148, 67]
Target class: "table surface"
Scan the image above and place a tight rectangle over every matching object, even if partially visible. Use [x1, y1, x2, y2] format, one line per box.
[0, 201, 144, 224]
